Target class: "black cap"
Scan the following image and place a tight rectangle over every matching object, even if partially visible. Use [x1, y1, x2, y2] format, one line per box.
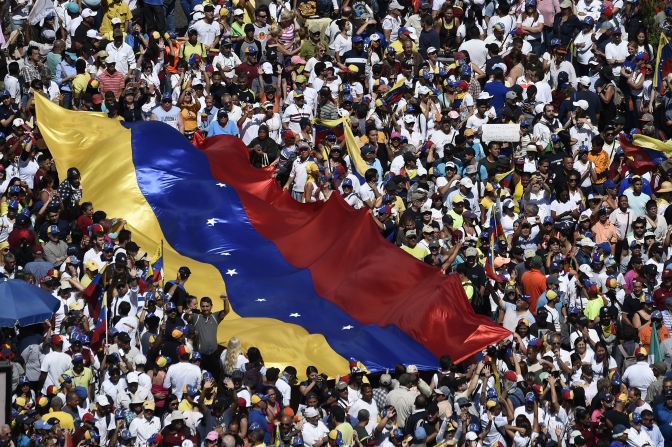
[179, 266, 192, 277]
[115, 252, 127, 265]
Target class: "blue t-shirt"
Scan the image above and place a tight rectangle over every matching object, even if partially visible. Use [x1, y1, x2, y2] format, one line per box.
[207, 119, 239, 137]
[248, 408, 271, 444]
[484, 81, 509, 116]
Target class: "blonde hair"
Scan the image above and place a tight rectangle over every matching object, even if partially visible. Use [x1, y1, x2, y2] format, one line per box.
[223, 337, 242, 375]
[279, 10, 294, 23]
[269, 24, 282, 38]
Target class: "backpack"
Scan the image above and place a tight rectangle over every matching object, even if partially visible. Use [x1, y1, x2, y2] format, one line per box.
[243, 362, 263, 390]
[617, 344, 636, 371]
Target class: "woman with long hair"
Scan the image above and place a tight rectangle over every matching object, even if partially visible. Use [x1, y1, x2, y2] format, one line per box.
[177, 87, 200, 140]
[595, 67, 618, 129]
[221, 336, 247, 376]
[590, 341, 617, 381]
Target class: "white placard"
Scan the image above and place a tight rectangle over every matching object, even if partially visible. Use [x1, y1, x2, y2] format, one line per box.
[481, 124, 521, 143]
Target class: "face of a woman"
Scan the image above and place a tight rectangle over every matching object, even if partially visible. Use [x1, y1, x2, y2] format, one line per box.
[576, 340, 586, 353]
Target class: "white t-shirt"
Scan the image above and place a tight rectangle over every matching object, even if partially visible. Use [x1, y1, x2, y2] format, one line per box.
[191, 20, 221, 46]
[605, 41, 629, 76]
[574, 30, 594, 65]
[302, 421, 330, 447]
[40, 350, 72, 394]
[382, 15, 401, 42]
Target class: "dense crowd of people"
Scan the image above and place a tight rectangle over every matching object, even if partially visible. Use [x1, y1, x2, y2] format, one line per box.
[3, 0, 672, 446]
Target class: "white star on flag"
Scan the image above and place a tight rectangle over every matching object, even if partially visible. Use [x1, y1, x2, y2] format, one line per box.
[255, 298, 267, 302]
[342, 325, 354, 330]
[289, 313, 301, 317]
[216, 183, 227, 188]
[206, 218, 217, 226]
[226, 269, 238, 276]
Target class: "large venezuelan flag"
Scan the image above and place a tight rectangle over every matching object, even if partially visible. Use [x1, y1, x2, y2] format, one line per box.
[35, 95, 509, 375]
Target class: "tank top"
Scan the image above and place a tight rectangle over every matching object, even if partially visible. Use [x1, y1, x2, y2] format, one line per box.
[152, 106, 180, 130]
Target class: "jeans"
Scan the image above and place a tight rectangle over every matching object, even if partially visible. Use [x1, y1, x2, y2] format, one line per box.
[180, 0, 202, 19]
[61, 90, 72, 109]
[164, 0, 176, 34]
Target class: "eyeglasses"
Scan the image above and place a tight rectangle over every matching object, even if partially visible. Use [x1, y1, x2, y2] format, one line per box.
[407, 236, 417, 240]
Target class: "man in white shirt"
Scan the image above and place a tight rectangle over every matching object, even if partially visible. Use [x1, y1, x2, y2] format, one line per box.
[39, 335, 72, 394]
[622, 347, 656, 400]
[382, 1, 404, 42]
[302, 407, 330, 447]
[213, 39, 241, 79]
[105, 29, 136, 75]
[605, 29, 628, 78]
[163, 345, 201, 400]
[348, 384, 379, 434]
[275, 367, 295, 407]
[129, 401, 162, 447]
[190, 4, 221, 47]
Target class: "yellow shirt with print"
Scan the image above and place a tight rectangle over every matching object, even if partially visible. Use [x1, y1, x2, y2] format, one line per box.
[335, 422, 354, 447]
[100, 1, 132, 34]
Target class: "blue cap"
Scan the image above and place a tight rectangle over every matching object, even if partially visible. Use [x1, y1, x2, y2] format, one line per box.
[521, 119, 530, 127]
[543, 216, 554, 224]
[569, 306, 579, 314]
[65, 2, 80, 13]
[525, 392, 535, 402]
[611, 373, 622, 386]
[652, 310, 663, 319]
[74, 386, 88, 400]
[0, 90, 10, 98]
[186, 385, 199, 397]
[519, 294, 530, 302]
[161, 92, 172, 101]
[342, 178, 353, 187]
[468, 423, 480, 432]
[486, 388, 498, 398]
[7, 199, 18, 209]
[550, 38, 561, 47]
[352, 35, 364, 43]
[361, 144, 375, 155]
[604, 179, 616, 189]
[597, 242, 611, 254]
[166, 301, 177, 311]
[632, 412, 642, 423]
[8, 185, 21, 195]
[115, 408, 126, 419]
[584, 16, 594, 26]
[592, 253, 604, 264]
[644, 294, 654, 305]
[191, 351, 201, 361]
[666, 6, 672, 16]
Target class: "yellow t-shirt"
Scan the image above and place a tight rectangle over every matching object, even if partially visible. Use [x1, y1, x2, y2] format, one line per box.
[100, 1, 132, 34]
[178, 399, 195, 412]
[401, 244, 429, 260]
[72, 73, 91, 98]
[335, 422, 354, 446]
[42, 411, 75, 431]
[65, 367, 94, 390]
[584, 297, 604, 322]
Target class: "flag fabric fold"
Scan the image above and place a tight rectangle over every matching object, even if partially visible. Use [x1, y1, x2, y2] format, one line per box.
[314, 117, 367, 183]
[36, 94, 510, 374]
[654, 32, 672, 94]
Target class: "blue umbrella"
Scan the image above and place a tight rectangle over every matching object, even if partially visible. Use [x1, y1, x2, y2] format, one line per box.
[0, 279, 60, 327]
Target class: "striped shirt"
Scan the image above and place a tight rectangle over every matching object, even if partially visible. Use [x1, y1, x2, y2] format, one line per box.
[98, 70, 126, 99]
